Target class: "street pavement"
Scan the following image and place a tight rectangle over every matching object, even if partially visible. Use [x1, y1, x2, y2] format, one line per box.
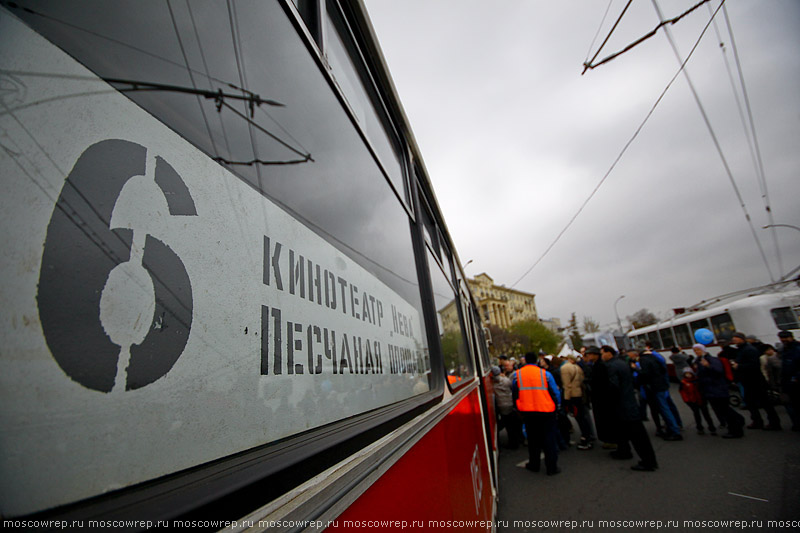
[495, 384, 800, 533]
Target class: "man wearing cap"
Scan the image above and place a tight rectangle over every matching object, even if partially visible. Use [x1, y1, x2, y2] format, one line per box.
[511, 352, 561, 475]
[601, 346, 658, 471]
[584, 346, 618, 449]
[778, 331, 800, 431]
[731, 332, 781, 430]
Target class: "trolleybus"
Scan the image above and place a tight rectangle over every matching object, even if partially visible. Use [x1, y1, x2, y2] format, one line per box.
[627, 283, 800, 356]
[0, 1, 497, 529]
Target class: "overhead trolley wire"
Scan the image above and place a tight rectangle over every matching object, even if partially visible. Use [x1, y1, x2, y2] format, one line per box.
[583, 0, 633, 74]
[720, 3, 783, 277]
[650, 0, 775, 284]
[166, 0, 218, 157]
[707, 5, 761, 204]
[511, 2, 725, 289]
[583, 0, 713, 73]
[584, 0, 620, 67]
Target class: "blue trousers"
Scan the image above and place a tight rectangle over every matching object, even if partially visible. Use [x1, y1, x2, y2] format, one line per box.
[653, 390, 681, 435]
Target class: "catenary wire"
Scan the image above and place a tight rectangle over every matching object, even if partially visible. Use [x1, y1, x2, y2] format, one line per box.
[584, 0, 617, 64]
[583, 0, 712, 73]
[721, 3, 783, 277]
[511, 0, 724, 289]
[166, 0, 219, 158]
[583, 0, 633, 74]
[651, 0, 775, 283]
[186, 0, 234, 161]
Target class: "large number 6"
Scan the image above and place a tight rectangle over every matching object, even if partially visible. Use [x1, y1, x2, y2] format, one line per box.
[38, 140, 196, 392]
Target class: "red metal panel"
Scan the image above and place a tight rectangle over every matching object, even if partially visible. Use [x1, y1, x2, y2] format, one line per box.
[482, 374, 497, 451]
[333, 389, 493, 530]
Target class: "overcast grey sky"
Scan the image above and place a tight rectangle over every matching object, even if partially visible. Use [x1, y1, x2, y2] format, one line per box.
[364, 0, 800, 331]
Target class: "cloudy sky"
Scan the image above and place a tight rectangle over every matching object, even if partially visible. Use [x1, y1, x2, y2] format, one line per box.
[363, 0, 800, 331]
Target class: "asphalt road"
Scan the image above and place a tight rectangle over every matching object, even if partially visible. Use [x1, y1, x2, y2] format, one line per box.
[495, 385, 800, 533]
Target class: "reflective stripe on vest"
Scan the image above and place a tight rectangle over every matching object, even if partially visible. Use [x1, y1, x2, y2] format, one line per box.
[516, 365, 556, 413]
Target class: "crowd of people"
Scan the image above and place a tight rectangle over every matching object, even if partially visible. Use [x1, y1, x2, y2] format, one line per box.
[490, 330, 800, 476]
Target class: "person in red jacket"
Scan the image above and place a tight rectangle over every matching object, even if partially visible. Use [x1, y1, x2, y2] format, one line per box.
[679, 368, 716, 435]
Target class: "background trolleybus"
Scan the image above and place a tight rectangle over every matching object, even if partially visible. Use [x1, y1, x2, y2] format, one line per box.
[627, 284, 800, 377]
[0, 1, 498, 529]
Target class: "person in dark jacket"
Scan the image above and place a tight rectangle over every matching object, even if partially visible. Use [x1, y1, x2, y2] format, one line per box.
[600, 346, 658, 471]
[731, 332, 781, 430]
[694, 344, 745, 438]
[778, 331, 800, 431]
[638, 348, 682, 440]
[585, 346, 619, 450]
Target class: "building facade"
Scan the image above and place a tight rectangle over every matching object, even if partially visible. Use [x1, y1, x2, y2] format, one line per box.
[439, 273, 538, 332]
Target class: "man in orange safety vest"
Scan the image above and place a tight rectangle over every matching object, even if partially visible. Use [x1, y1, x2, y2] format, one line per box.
[511, 352, 561, 475]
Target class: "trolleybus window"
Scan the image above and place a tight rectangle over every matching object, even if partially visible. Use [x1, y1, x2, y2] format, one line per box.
[673, 323, 692, 348]
[660, 327, 676, 349]
[11, 1, 415, 302]
[293, 0, 322, 46]
[634, 334, 646, 348]
[428, 249, 473, 386]
[710, 313, 736, 340]
[3, 0, 438, 518]
[324, 0, 407, 206]
[771, 306, 800, 331]
[647, 331, 663, 350]
[690, 319, 712, 338]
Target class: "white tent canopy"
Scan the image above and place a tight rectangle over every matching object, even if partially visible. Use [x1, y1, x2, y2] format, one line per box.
[557, 343, 581, 359]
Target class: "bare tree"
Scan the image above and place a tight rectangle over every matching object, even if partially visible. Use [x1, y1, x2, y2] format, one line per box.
[582, 316, 600, 333]
[626, 308, 658, 329]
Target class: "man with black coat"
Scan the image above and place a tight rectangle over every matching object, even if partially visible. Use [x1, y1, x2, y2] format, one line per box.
[600, 346, 658, 471]
[585, 346, 619, 450]
[731, 332, 781, 430]
[694, 343, 745, 438]
[638, 348, 682, 440]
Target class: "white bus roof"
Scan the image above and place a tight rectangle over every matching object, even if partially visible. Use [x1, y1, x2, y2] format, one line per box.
[627, 286, 800, 336]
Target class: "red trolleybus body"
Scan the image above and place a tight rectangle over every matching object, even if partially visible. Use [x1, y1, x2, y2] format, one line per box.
[0, 0, 496, 528]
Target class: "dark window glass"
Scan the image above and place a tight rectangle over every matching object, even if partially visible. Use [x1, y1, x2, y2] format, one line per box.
[473, 309, 491, 371]
[428, 249, 473, 386]
[690, 319, 711, 338]
[710, 313, 736, 340]
[659, 328, 675, 349]
[771, 307, 800, 331]
[635, 335, 647, 350]
[647, 331, 663, 351]
[419, 199, 440, 261]
[324, 0, 406, 205]
[673, 324, 692, 348]
[293, 0, 322, 46]
[13, 0, 419, 308]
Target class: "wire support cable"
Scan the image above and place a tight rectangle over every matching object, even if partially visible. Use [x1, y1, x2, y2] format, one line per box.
[651, 0, 775, 283]
[583, 0, 629, 72]
[512, 1, 725, 289]
[583, 0, 713, 74]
